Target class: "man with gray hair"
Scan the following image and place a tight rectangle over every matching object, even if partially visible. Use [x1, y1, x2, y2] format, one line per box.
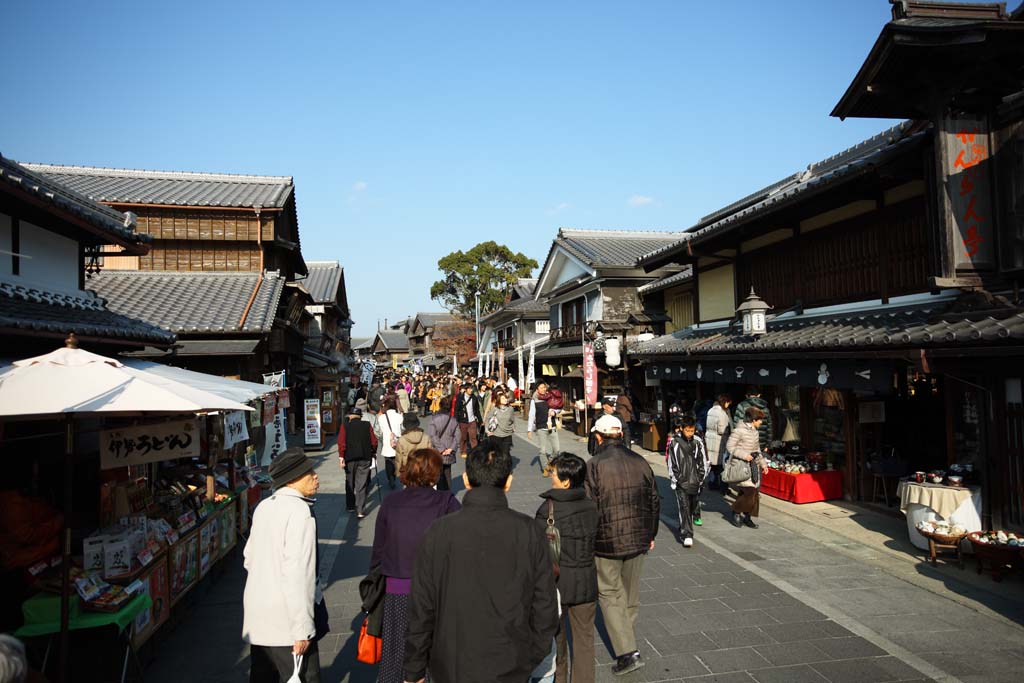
[0, 634, 27, 683]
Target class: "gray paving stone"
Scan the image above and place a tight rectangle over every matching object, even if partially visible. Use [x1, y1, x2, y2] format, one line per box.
[760, 605, 830, 623]
[748, 664, 830, 683]
[640, 653, 710, 680]
[871, 656, 931, 682]
[680, 674, 756, 683]
[673, 598, 732, 617]
[753, 642, 833, 667]
[811, 636, 887, 660]
[701, 610, 779, 632]
[703, 626, 777, 649]
[767, 621, 850, 643]
[696, 647, 772, 673]
[810, 657, 915, 683]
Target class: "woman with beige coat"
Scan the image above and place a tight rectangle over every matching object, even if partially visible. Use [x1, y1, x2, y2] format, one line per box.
[395, 413, 431, 478]
[725, 406, 768, 529]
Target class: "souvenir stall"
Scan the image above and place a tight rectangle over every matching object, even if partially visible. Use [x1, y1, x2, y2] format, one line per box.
[0, 344, 274, 681]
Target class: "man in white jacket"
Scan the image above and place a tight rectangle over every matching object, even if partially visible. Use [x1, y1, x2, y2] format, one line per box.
[243, 448, 327, 683]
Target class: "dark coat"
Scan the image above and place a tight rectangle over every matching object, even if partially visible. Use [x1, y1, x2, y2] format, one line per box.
[667, 433, 709, 495]
[454, 392, 482, 425]
[585, 439, 660, 559]
[534, 488, 598, 606]
[369, 487, 460, 579]
[337, 418, 377, 462]
[404, 487, 559, 683]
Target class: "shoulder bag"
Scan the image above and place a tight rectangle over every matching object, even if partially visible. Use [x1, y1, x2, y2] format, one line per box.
[357, 617, 382, 664]
[440, 416, 456, 465]
[545, 499, 561, 580]
[722, 453, 751, 484]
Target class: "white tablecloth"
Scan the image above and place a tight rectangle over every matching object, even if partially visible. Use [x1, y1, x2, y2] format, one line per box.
[903, 487, 982, 551]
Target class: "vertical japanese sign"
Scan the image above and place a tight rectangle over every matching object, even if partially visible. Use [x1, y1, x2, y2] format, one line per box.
[583, 343, 598, 406]
[518, 346, 525, 393]
[527, 344, 536, 388]
[497, 348, 505, 383]
[304, 399, 322, 447]
[223, 411, 250, 449]
[100, 419, 200, 469]
[944, 117, 994, 270]
[262, 371, 287, 465]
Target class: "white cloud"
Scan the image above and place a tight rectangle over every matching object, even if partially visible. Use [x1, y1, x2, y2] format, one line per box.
[545, 201, 572, 216]
[628, 194, 653, 207]
[352, 181, 368, 192]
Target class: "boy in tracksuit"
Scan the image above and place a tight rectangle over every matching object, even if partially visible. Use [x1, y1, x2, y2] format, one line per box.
[667, 413, 709, 548]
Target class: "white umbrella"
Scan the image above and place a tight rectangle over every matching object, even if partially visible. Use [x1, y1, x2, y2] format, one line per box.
[0, 338, 251, 681]
[120, 358, 272, 405]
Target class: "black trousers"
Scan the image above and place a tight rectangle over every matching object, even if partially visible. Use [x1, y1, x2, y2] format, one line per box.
[674, 488, 699, 540]
[437, 463, 453, 491]
[493, 435, 513, 460]
[384, 457, 398, 487]
[344, 460, 372, 513]
[250, 641, 321, 683]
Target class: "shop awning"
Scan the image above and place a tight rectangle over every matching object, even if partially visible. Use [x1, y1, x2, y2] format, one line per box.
[120, 359, 274, 404]
[124, 339, 261, 357]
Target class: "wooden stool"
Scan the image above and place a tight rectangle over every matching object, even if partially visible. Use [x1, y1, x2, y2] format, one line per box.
[871, 473, 896, 506]
[925, 534, 965, 569]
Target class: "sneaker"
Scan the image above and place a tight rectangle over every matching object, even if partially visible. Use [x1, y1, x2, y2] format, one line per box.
[611, 651, 644, 676]
[683, 537, 694, 548]
[731, 513, 744, 528]
[743, 515, 759, 529]
[694, 517, 703, 526]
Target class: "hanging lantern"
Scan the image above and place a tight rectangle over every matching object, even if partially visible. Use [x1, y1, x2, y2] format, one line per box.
[737, 287, 770, 336]
[605, 336, 621, 367]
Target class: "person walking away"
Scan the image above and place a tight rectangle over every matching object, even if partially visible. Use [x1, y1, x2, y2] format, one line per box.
[338, 407, 378, 518]
[243, 449, 329, 683]
[589, 397, 624, 455]
[485, 390, 516, 460]
[395, 381, 411, 414]
[528, 382, 560, 474]
[666, 414, 708, 547]
[585, 415, 659, 676]
[705, 395, 732, 492]
[613, 394, 634, 446]
[395, 413, 431, 478]
[379, 397, 404, 489]
[726, 406, 769, 529]
[368, 380, 386, 414]
[426, 396, 460, 491]
[455, 382, 482, 458]
[534, 453, 598, 683]
[403, 442, 559, 683]
[478, 380, 493, 421]
[732, 388, 772, 446]
[370, 449, 460, 683]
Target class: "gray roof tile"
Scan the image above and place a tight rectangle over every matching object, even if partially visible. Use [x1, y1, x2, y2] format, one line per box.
[0, 155, 148, 249]
[0, 287, 175, 345]
[375, 330, 409, 350]
[301, 261, 343, 304]
[556, 228, 686, 268]
[22, 163, 294, 209]
[88, 270, 285, 335]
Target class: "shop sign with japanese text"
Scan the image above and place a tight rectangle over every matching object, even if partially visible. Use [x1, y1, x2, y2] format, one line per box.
[100, 419, 200, 469]
[943, 116, 994, 270]
[223, 410, 250, 449]
[304, 399, 322, 446]
[583, 343, 598, 406]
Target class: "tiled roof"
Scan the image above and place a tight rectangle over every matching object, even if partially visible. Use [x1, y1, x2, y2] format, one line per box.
[637, 267, 694, 295]
[556, 228, 687, 268]
[631, 299, 1024, 357]
[512, 278, 538, 299]
[0, 285, 175, 345]
[301, 261, 343, 304]
[88, 271, 285, 335]
[0, 155, 148, 250]
[375, 330, 409, 350]
[351, 337, 373, 350]
[414, 312, 457, 328]
[22, 163, 294, 209]
[639, 122, 926, 266]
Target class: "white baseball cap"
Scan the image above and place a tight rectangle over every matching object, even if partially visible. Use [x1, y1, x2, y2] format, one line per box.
[591, 414, 623, 435]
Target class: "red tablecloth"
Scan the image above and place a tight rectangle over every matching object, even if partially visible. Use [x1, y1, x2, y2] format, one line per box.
[760, 468, 844, 504]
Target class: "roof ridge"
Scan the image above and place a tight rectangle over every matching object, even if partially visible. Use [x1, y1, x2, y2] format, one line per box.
[22, 162, 292, 185]
[306, 260, 341, 267]
[559, 228, 687, 237]
[95, 270, 283, 279]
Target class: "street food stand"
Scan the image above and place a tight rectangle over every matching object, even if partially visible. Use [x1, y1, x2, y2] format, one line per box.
[0, 341, 275, 681]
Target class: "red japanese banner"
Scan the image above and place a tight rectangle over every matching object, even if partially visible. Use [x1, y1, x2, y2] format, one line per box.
[583, 343, 598, 406]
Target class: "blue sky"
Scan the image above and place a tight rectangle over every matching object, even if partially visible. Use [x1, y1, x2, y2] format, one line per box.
[1, 1, 899, 337]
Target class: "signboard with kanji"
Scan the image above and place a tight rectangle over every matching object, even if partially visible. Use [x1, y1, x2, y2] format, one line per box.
[943, 116, 994, 270]
[100, 419, 200, 469]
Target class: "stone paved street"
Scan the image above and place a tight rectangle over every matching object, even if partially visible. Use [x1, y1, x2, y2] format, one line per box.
[144, 421, 1024, 683]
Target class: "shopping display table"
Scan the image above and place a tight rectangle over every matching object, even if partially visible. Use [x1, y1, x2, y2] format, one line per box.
[760, 467, 844, 504]
[897, 481, 982, 551]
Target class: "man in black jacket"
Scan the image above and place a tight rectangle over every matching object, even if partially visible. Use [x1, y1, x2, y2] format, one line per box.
[585, 415, 660, 676]
[403, 441, 558, 683]
[454, 382, 482, 457]
[535, 453, 598, 683]
[337, 407, 378, 518]
[666, 413, 709, 548]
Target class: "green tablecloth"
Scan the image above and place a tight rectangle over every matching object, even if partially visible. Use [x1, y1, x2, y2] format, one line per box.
[15, 593, 151, 638]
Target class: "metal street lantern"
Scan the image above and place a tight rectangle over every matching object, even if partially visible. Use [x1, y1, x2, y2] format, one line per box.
[737, 287, 770, 336]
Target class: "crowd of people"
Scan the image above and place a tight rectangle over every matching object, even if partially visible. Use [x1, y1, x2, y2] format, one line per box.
[241, 370, 775, 683]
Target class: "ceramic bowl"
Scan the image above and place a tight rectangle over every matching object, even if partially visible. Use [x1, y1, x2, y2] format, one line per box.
[947, 475, 963, 486]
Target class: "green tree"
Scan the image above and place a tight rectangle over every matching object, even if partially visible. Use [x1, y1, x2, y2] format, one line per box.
[430, 241, 538, 318]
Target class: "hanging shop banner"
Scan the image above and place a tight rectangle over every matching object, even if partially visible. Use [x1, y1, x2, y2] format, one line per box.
[583, 343, 598, 406]
[498, 348, 505, 382]
[360, 359, 376, 386]
[276, 389, 291, 410]
[260, 410, 288, 466]
[518, 347, 525, 393]
[261, 393, 276, 425]
[262, 371, 286, 390]
[527, 345, 536, 388]
[223, 411, 250, 450]
[100, 419, 200, 470]
[644, 359, 894, 394]
[304, 399, 322, 447]
[477, 352, 484, 378]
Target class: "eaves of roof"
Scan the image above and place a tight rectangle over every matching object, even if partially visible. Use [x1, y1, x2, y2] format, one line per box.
[637, 267, 694, 296]
[0, 155, 150, 253]
[638, 122, 926, 269]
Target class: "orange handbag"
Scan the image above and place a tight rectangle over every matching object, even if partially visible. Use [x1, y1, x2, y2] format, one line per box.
[357, 616, 382, 664]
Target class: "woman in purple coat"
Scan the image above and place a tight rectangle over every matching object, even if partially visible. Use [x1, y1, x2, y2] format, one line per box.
[370, 448, 460, 683]
[425, 396, 460, 490]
